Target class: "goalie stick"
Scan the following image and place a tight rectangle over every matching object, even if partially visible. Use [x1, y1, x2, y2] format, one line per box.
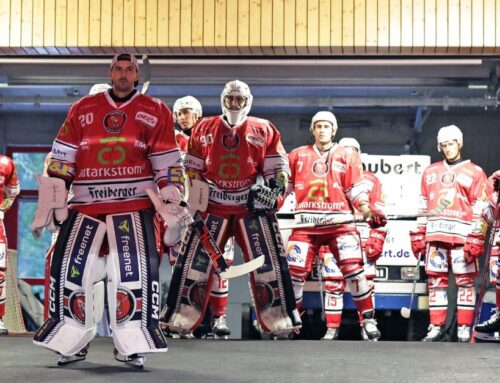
[279, 189, 457, 230]
[146, 180, 264, 279]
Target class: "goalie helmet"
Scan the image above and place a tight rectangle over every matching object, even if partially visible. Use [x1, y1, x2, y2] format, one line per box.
[310, 111, 338, 134]
[339, 137, 361, 152]
[173, 96, 203, 122]
[89, 83, 111, 95]
[437, 125, 463, 151]
[220, 80, 253, 126]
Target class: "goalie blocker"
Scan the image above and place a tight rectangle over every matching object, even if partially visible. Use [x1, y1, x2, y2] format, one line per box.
[162, 212, 301, 336]
[34, 209, 167, 357]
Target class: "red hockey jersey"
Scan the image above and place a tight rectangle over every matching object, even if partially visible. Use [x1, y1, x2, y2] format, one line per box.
[175, 130, 189, 154]
[288, 144, 369, 234]
[47, 91, 183, 215]
[483, 172, 500, 226]
[419, 159, 487, 244]
[0, 155, 20, 219]
[185, 115, 289, 215]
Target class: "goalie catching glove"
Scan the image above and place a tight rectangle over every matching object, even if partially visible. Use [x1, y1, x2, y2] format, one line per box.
[463, 232, 485, 264]
[30, 174, 68, 240]
[146, 185, 193, 246]
[246, 179, 284, 213]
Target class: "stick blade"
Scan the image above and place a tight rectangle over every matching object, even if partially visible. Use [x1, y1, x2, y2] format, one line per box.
[220, 255, 265, 279]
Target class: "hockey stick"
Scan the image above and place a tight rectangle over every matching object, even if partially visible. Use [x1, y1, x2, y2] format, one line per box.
[146, 180, 264, 279]
[400, 250, 423, 319]
[140, 55, 150, 94]
[316, 255, 325, 321]
[279, 189, 457, 230]
[471, 188, 500, 343]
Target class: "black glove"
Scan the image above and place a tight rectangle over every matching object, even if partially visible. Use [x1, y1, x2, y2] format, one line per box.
[247, 184, 279, 213]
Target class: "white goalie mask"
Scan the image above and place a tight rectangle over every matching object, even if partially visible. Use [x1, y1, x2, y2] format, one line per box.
[220, 80, 253, 126]
[173, 96, 203, 122]
[89, 83, 111, 95]
[437, 124, 463, 151]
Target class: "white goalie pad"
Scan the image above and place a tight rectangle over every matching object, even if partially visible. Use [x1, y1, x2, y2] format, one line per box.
[31, 174, 68, 240]
[33, 212, 106, 356]
[106, 211, 167, 356]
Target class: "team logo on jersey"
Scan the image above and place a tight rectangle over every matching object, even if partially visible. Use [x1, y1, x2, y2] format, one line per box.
[222, 131, 240, 151]
[116, 287, 136, 324]
[312, 159, 329, 177]
[68, 291, 86, 325]
[103, 110, 127, 133]
[440, 171, 455, 186]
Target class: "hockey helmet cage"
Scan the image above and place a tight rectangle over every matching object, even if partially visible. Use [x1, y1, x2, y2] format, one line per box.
[338, 137, 361, 152]
[173, 96, 203, 122]
[437, 124, 463, 151]
[89, 83, 111, 95]
[221, 80, 253, 126]
[310, 111, 338, 133]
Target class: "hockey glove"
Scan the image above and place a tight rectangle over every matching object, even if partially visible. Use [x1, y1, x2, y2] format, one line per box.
[409, 227, 426, 258]
[247, 184, 280, 213]
[464, 232, 485, 264]
[365, 229, 387, 263]
[147, 186, 193, 247]
[359, 204, 387, 229]
[31, 174, 68, 240]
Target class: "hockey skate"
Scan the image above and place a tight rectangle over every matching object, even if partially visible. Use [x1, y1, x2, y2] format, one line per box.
[0, 318, 8, 336]
[322, 327, 339, 341]
[172, 332, 196, 339]
[56, 347, 88, 366]
[361, 312, 381, 341]
[422, 324, 446, 342]
[457, 325, 471, 342]
[114, 348, 147, 369]
[475, 308, 500, 333]
[212, 315, 231, 339]
[360, 327, 370, 341]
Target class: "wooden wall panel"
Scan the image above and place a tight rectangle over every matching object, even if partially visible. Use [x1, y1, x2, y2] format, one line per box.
[0, 0, 499, 55]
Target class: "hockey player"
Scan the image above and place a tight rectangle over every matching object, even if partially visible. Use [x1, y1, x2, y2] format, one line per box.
[286, 112, 386, 341]
[170, 95, 233, 339]
[0, 155, 20, 335]
[32, 53, 191, 367]
[338, 137, 387, 341]
[474, 170, 500, 333]
[410, 125, 488, 342]
[163, 80, 301, 339]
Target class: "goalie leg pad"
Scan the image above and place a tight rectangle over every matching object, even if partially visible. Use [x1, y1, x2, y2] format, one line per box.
[162, 213, 229, 334]
[238, 214, 301, 335]
[106, 210, 167, 356]
[33, 210, 106, 356]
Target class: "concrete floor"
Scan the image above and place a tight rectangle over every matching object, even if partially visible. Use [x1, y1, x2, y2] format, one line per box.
[1, 336, 499, 383]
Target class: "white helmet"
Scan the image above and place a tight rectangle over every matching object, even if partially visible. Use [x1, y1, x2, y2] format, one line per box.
[437, 124, 463, 151]
[339, 137, 361, 152]
[310, 111, 338, 133]
[89, 83, 111, 95]
[220, 80, 253, 126]
[173, 96, 203, 122]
